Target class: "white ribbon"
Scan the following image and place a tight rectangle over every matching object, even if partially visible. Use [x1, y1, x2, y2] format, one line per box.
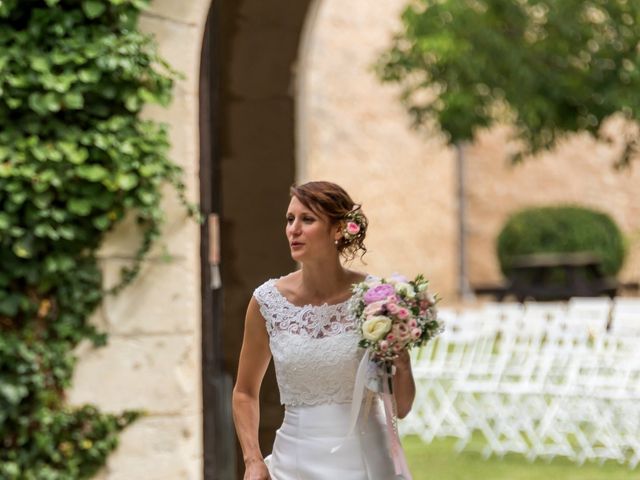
[331, 349, 371, 453]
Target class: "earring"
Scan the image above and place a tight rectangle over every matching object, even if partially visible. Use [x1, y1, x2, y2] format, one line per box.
[334, 239, 339, 245]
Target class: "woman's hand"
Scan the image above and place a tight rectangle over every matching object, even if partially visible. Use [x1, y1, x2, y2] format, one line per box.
[243, 458, 271, 480]
[393, 350, 411, 371]
[392, 350, 416, 418]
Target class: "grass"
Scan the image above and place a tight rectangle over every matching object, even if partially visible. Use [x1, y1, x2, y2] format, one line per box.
[403, 436, 639, 480]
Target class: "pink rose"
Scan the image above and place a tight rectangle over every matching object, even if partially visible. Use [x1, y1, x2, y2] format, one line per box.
[386, 303, 400, 315]
[397, 308, 410, 320]
[408, 319, 418, 328]
[379, 340, 389, 351]
[364, 300, 386, 316]
[346, 222, 360, 235]
[393, 343, 404, 352]
[392, 322, 411, 341]
[364, 284, 396, 304]
[411, 327, 422, 339]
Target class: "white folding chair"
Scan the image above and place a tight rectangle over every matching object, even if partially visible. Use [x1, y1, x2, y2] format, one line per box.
[567, 296, 611, 336]
[405, 308, 475, 442]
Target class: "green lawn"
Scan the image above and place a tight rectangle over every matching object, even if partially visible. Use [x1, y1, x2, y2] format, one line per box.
[403, 436, 638, 480]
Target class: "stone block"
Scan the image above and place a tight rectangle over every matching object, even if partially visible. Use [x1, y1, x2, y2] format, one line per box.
[69, 333, 201, 415]
[139, 15, 202, 97]
[142, 90, 200, 173]
[145, 0, 211, 28]
[97, 183, 200, 263]
[95, 257, 199, 335]
[101, 414, 202, 480]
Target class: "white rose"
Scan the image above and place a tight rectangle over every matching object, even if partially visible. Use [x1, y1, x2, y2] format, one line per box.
[362, 315, 392, 341]
[394, 282, 416, 298]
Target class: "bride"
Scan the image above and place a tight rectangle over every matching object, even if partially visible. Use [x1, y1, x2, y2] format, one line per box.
[232, 181, 416, 479]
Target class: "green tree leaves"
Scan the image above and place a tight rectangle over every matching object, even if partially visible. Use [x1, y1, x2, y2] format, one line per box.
[377, 0, 640, 165]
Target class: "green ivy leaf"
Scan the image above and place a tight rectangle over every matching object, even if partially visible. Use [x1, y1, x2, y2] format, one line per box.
[116, 172, 138, 190]
[58, 226, 75, 240]
[34, 223, 59, 240]
[28, 93, 61, 115]
[33, 193, 53, 209]
[30, 56, 50, 73]
[124, 94, 141, 111]
[59, 142, 88, 164]
[6, 97, 22, 108]
[139, 164, 163, 177]
[12, 237, 34, 258]
[137, 190, 155, 205]
[92, 215, 111, 231]
[0, 382, 29, 405]
[0, 146, 10, 161]
[0, 212, 10, 230]
[63, 92, 84, 109]
[68, 198, 92, 216]
[77, 164, 108, 181]
[82, 1, 106, 19]
[78, 68, 100, 83]
[132, 0, 149, 10]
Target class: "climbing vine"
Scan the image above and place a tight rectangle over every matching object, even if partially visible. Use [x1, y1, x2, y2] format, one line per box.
[0, 0, 197, 477]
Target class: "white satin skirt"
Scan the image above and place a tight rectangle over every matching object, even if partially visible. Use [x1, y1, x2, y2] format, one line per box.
[264, 401, 401, 480]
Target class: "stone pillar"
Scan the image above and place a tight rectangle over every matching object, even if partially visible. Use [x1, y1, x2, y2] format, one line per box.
[69, 1, 211, 479]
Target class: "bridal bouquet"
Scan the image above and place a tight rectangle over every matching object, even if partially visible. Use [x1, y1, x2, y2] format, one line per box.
[350, 273, 441, 362]
[343, 274, 441, 480]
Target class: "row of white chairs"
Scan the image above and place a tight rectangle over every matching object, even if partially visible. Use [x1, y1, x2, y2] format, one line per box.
[401, 298, 640, 468]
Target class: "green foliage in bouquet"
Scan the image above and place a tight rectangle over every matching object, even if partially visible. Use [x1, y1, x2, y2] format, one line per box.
[0, 1, 198, 478]
[376, 0, 640, 166]
[497, 205, 627, 277]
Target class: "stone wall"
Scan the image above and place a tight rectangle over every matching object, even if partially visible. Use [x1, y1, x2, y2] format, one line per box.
[298, 0, 459, 302]
[68, 1, 210, 479]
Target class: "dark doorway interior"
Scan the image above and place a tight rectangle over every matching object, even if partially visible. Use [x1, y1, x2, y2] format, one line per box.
[200, 0, 315, 478]
[200, 4, 235, 479]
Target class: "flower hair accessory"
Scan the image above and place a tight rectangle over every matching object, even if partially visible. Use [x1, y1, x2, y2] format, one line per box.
[341, 205, 367, 243]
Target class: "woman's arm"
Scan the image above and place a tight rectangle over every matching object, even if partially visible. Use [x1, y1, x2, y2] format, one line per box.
[392, 350, 415, 419]
[232, 297, 273, 480]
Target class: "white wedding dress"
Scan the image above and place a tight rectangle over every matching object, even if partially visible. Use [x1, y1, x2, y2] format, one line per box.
[254, 278, 400, 480]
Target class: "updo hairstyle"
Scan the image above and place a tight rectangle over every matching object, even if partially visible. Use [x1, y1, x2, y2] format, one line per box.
[289, 181, 368, 262]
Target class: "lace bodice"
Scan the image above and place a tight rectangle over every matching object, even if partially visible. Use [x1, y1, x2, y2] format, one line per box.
[253, 278, 365, 406]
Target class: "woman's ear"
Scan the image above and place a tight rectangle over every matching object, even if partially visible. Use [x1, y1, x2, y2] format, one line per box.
[333, 223, 343, 242]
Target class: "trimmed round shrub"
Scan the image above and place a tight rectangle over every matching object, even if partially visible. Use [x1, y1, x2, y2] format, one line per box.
[497, 205, 627, 277]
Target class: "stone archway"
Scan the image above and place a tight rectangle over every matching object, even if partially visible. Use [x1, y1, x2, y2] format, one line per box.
[70, 0, 319, 478]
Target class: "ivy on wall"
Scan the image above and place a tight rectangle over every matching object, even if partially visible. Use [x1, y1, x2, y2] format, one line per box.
[0, 1, 197, 478]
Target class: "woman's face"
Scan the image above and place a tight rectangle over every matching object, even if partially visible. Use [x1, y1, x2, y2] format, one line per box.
[286, 196, 339, 262]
